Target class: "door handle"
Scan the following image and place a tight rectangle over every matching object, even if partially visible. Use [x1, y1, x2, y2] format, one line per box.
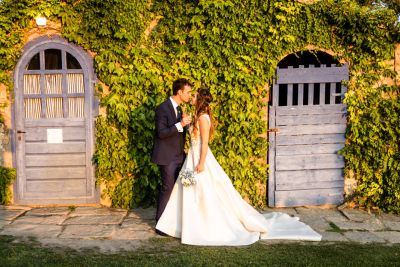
[267, 128, 280, 133]
[17, 130, 26, 134]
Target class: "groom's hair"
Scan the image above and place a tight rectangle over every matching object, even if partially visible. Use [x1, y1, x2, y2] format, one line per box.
[172, 78, 192, 95]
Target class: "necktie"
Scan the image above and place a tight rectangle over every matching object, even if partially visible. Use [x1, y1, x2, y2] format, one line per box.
[176, 106, 182, 122]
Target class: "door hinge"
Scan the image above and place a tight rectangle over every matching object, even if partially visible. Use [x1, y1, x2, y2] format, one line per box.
[267, 128, 280, 133]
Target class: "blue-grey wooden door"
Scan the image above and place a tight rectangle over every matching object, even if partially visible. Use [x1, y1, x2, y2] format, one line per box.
[268, 64, 348, 207]
[13, 37, 98, 204]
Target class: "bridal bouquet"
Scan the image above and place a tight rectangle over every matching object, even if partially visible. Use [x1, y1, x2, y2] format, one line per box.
[179, 169, 197, 187]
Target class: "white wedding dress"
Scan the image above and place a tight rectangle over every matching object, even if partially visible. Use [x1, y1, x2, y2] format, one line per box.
[156, 114, 321, 246]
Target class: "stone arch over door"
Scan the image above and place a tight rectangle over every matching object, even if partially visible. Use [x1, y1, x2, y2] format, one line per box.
[268, 50, 348, 207]
[12, 36, 98, 204]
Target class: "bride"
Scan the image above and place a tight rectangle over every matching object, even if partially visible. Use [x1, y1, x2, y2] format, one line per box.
[155, 88, 321, 246]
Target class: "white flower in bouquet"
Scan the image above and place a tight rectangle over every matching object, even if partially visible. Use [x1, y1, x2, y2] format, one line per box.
[179, 169, 196, 187]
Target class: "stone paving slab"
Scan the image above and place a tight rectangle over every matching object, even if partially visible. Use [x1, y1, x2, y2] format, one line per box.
[125, 218, 156, 227]
[112, 228, 156, 240]
[127, 208, 156, 220]
[297, 215, 332, 232]
[63, 215, 125, 225]
[0, 209, 27, 221]
[295, 207, 343, 218]
[121, 218, 154, 231]
[1, 205, 400, 247]
[321, 232, 349, 242]
[12, 215, 67, 225]
[381, 221, 400, 231]
[373, 231, 400, 244]
[341, 208, 373, 222]
[59, 224, 116, 239]
[343, 231, 386, 244]
[69, 207, 127, 217]
[1, 224, 62, 238]
[377, 213, 400, 222]
[25, 207, 71, 216]
[261, 208, 298, 216]
[0, 220, 11, 229]
[325, 216, 385, 231]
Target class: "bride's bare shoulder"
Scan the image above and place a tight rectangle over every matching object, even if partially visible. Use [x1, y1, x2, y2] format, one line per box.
[198, 114, 210, 125]
[199, 113, 210, 121]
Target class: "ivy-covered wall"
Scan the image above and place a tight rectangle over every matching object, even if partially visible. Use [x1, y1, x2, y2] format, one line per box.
[0, 0, 399, 212]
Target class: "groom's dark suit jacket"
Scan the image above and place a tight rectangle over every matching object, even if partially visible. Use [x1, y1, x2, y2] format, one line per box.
[151, 98, 186, 165]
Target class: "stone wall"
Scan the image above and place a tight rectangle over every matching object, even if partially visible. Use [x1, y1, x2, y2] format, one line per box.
[1, 16, 398, 206]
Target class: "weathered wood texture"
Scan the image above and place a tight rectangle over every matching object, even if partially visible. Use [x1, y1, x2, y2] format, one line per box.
[25, 167, 86, 179]
[268, 65, 348, 207]
[277, 65, 349, 84]
[25, 126, 85, 141]
[267, 106, 277, 206]
[14, 37, 97, 204]
[23, 124, 89, 200]
[26, 179, 87, 198]
[274, 188, 343, 207]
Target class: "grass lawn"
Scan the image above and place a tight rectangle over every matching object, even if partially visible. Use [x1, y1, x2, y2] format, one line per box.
[1, 235, 400, 267]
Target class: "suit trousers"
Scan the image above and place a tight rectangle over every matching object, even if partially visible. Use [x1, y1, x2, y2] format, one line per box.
[156, 160, 183, 221]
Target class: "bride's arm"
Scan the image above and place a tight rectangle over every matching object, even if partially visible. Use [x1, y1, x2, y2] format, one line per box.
[195, 115, 210, 173]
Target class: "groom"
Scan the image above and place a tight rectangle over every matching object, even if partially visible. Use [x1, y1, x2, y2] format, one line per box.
[151, 78, 192, 223]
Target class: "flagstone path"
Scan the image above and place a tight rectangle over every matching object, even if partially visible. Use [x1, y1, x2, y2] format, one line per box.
[1, 205, 399, 252]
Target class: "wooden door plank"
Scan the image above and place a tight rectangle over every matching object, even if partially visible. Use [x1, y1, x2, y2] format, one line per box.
[277, 133, 346, 146]
[25, 142, 86, 154]
[277, 65, 349, 84]
[274, 188, 344, 207]
[276, 180, 344, 191]
[276, 143, 345, 156]
[272, 84, 279, 106]
[276, 104, 346, 115]
[25, 118, 85, 127]
[298, 83, 304, 106]
[26, 154, 86, 167]
[277, 124, 346, 135]
[276, 154, 344, 171]
[268, 105, 277, 207]
[26, 166, 86, 179]
[330, 82, 336, 104]
[276, 113, 346, 126]
[25, 127, 86, 141]
[26, 179, 87, 196]
[276, 169, 344, 183]
[287, 84, 293, 106]
[308, 83, 314, 106]
[340, 84, 347, 104]
[319, 83, 325, 105]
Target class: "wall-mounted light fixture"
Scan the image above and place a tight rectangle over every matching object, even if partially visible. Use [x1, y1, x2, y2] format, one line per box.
[35, 15, 47, 27]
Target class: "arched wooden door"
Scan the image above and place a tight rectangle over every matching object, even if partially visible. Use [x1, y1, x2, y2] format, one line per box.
[268, 63, 348, 207]
[13, 36, 98, 204]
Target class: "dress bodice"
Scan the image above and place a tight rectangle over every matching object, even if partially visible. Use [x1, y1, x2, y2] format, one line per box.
[189, 114, 210, 148]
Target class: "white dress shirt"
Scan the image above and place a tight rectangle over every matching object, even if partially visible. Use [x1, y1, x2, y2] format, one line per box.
[170, 97, 183, 132]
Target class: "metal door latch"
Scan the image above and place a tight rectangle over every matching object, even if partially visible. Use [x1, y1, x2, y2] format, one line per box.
[267, 128, 280, 133]
[17, 130, 26, 141]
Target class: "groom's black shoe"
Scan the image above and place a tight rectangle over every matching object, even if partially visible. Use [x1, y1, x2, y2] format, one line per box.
[155, 229, 168, 236]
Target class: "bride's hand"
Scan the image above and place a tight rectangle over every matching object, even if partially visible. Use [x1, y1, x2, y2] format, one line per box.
[195, 163, 204, 173]
[181, 114, 192, 127]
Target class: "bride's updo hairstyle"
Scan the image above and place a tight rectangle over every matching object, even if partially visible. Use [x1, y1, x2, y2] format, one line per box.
[193, 87, 214, 138]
